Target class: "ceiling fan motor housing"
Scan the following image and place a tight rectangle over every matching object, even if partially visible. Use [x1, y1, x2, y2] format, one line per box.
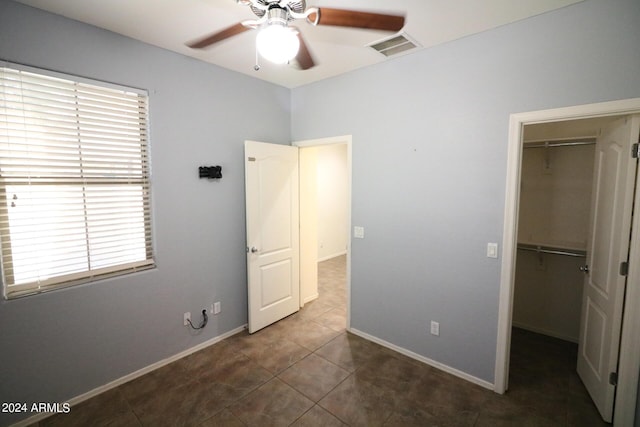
[249, 0, 306, 20]
[267, 6, 289, 26]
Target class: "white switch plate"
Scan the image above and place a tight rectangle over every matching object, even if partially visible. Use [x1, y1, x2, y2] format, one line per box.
[213, 301, 221, 315]
[487, 243, 498, 258]
[354, 226, 365, 239]
[430, 321, 440, 336]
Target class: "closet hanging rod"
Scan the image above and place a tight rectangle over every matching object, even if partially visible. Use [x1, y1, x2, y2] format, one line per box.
[523, 140, 596, 149]
[525, 135, 597, 143]
[517, 244, 586, 258]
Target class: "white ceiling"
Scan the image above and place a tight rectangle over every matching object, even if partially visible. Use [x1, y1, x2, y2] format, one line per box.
[14, 0, 583, 88]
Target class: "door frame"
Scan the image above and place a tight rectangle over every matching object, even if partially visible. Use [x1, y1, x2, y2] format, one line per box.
[495, 98, 640, 426]
[293, 135, 352, 330]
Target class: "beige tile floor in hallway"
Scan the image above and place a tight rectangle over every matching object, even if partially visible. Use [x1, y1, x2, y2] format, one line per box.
[37, 255, 608, 426]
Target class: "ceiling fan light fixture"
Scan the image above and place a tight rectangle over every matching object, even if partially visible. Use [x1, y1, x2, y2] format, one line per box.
[188, 2, 405, 72]
[256, 24, 300, 64]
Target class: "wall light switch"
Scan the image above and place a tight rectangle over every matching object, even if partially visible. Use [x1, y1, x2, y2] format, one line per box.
[487, 243, 499, 258]
[430, 321, 440, 336]
[354, 226, 365, 239]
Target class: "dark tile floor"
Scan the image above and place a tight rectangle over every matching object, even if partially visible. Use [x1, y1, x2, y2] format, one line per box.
[34, 255, 609, 426]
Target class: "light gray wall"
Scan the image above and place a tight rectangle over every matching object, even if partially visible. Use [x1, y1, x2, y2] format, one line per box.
[291, 0, 640, 383]
[0, 1, 290, 425]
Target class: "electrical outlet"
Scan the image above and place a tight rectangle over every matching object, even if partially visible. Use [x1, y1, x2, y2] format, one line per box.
[214, 301, 221, 314]
[430, 321, 440, 336]
[183, 312, 191, 326]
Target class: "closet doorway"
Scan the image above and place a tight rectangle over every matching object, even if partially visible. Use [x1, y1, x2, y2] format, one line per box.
[495, 99, 640, 426]
[513, 118, 603, 344]
[511, 117, 620, 425]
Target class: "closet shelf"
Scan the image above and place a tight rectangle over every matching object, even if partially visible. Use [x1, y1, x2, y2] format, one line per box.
[517, 243, 586, 258]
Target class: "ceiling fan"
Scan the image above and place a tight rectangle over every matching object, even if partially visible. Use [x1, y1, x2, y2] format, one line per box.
[187, 0, 405, 70]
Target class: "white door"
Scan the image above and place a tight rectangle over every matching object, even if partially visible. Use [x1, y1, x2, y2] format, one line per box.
[244, 140, 300, 333]
[577, 115, 640, 422]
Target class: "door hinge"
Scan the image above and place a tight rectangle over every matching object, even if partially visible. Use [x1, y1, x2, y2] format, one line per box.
[609, 372, 618, 386]
[632, 143, 639, 159]
[620, 261, 629, 276]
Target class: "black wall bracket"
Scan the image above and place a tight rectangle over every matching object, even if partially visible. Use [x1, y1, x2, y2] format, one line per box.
[199, 165, 222, 180]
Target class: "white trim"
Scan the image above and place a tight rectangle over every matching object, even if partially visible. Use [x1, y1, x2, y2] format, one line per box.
[349, 328, 494, 391]
[293, 135, 352, 331]
[615, 168, 640, 427]
[11, 325, 246, 427]
[293, 134, 352, 148]
[495, 111, 524, 394]
[318, 250, 347, 263]
[302, 293, 319, 305]
[496, 98, 640, 427]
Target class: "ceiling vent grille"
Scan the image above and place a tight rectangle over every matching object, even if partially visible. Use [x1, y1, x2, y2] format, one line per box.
[368, 32, 419, 57]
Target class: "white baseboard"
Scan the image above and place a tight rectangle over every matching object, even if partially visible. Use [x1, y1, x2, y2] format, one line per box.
[348, 327, 494, 391]
[318, 251, 347, 262]
[11, 325, 247, 427]
[15, 324, 496, 427]
[511, 321, 578, 344]
[302, 293, 319, 305]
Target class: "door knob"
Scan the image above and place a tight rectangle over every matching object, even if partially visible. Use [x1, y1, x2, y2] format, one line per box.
[580, 265, 589, 274]
[250, 247, 259, 253]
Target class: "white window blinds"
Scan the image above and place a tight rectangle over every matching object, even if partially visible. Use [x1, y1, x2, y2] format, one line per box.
[0, 65, 154, 299]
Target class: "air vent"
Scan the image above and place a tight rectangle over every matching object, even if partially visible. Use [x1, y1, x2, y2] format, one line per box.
[369, 32, 419, 57]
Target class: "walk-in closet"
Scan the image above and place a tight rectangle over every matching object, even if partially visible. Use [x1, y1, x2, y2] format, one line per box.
[513, 118, 605, 342]
[509, 116, 626, 426]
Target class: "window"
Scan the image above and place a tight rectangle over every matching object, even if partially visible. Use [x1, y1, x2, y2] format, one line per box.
[0, 64, 154, 299]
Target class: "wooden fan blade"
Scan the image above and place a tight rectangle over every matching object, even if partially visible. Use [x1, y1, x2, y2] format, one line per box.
[188, 22, 251, 49]
[295, 31, 315, 70]
[310, 8, 405, 32]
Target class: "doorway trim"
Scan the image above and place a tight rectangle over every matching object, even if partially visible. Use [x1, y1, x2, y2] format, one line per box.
[495, 98, 640, 426]
[293, 135, 352, 330]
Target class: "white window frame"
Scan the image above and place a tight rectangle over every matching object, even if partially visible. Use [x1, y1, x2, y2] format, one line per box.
[0, 62, 154, 299]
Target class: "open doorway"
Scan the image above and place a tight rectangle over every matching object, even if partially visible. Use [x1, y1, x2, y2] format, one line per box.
[510, 117, 619, 426]
[296, 135, 352, 330]
[495, 99, 640, 426]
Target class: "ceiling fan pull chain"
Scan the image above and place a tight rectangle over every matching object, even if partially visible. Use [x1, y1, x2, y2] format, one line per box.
[254, 39, 261, 71]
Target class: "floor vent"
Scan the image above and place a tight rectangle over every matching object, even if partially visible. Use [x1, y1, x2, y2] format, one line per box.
[368, 32, 420, 57]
